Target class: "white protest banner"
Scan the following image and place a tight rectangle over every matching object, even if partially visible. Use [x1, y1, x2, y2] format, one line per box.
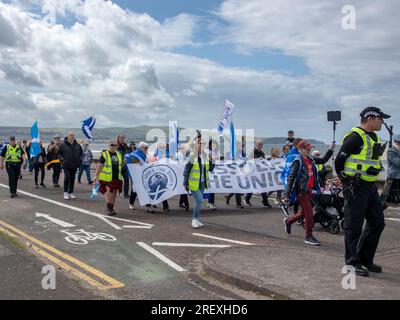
[128, 159, 284, 206]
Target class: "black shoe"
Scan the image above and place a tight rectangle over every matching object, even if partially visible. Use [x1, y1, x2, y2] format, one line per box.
[40, 183, 46, 188]
[106, 208, 114, 216]
[77, 181, 82, 184]
[350, 264, 369, 277]
[263, 204, 272, 209]
[185, 206, 189, 212]
[362, 263, 382, 273]
[305, 236, 321, 246]
[224, 195, 230, 205]
[236, 205, 245, 209]
[35, 184, 39, 189]
[147, 207, 155, 213]
[178, 204, 185, 208]
[111, 209, 117, 216]
[163, 208, 170, 212]
[284, 218, 291, 235]
[54, 184, 60, 188]
[10, 194, 17, 198]
[88, 181, 93, 185]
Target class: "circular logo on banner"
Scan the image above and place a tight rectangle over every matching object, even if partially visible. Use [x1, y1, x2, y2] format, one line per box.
[142, 165, 178, 201]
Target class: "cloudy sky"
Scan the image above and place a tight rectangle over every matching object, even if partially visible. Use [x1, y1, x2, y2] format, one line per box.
[0, 0, 399, 142]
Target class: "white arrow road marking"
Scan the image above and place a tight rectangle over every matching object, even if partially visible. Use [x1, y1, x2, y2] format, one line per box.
[0, 184, 153, 230]
[192, 233, 255, 246]
[137, 242, 186, 272]
[152, 242, 231, 248]
[36, 213, 76, 228]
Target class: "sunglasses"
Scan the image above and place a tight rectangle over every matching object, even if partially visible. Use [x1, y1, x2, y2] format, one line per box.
[110, 144, 117, 147]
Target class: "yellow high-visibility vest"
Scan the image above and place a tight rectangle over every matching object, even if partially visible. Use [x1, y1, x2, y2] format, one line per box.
[343, 127, 382, 182]
[99, 151, 123, 182]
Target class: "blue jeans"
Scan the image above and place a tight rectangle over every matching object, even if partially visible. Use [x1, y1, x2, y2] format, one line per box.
[78, 164, 92, 183]
[191, 182, 206, 220]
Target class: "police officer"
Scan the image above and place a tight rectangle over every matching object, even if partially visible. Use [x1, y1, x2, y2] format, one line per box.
[335, 106, 389, 277]
[0, 136, 24, 198]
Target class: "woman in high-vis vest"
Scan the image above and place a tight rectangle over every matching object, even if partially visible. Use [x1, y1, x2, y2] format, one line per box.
[183, 137, 215, 229]
[94, 140, 125, 216]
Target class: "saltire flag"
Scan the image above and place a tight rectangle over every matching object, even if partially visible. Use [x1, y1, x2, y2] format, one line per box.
[30, 121, 41, 159]
[169, 121, 179, 159]
[82, 116, 96, 141]
[230, 120, 237, 160]
[217, 99, 235, 137]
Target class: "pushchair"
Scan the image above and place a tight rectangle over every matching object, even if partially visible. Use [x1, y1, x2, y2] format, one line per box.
[311, 187, 344, 234]
[281, 180, 345, 234]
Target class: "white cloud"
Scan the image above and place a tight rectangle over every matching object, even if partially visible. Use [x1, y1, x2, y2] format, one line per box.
[0, 0, 398, 143]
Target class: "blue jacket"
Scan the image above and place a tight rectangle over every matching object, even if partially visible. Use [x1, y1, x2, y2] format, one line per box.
[281, 147, 300, 189]
[387, 147, 400, 179]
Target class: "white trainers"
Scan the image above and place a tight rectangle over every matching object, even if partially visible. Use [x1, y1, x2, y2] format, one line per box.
[198, 220, 204, 227]
[69, 193, 76, 199]
[208, 203, 217, 210]
[192, 219, 200, 229]
[64, 192, 70, 200]
[129, 204, 135, 210]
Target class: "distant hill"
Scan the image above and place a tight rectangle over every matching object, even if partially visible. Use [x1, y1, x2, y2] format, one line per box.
[0, 126, 326, 146]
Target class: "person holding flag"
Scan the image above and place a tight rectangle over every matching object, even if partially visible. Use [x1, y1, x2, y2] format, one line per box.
[0, 136, 24, 198]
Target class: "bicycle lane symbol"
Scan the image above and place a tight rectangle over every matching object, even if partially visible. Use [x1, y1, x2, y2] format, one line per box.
[60, 229, 117, 245]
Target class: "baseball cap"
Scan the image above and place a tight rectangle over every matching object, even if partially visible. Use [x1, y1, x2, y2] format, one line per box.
[298, 140, 314, 151]
[360, 106, 390, 119]
[394, 134, 400, 142]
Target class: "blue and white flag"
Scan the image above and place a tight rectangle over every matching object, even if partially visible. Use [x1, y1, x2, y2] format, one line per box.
[217, 99, 236, 137]
[30, 121, 41, 159]
[169, 121, 179, 159]
[82, 116, 96, 141]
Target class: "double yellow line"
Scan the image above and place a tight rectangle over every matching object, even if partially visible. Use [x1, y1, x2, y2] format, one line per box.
[0, 219, 124, 291]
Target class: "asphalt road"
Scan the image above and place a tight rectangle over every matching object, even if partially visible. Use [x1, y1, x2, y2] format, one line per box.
[0, 168, 399, 300]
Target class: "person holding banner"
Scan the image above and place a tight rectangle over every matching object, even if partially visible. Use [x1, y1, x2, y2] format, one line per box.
[244, 140, 272, 209]
[125, 142, 155, 213]
[93, 140, 125, 216]
[183, 137, 215, 229]
[0, 136, 24, 198]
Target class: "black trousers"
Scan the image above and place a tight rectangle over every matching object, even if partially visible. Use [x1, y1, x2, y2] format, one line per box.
[245, 192, 270, 205]
[227, 193, 242, 205]
[130, 191, 152, 208]
[343, 181, 385, 266]
[6, 163, 20, 195]
[179, 194, 189, 207]
[63, 168, 77, 194]
[34, 163, 45, 185]
[121, 166, 130, 197]
[52, 163, 61, 185]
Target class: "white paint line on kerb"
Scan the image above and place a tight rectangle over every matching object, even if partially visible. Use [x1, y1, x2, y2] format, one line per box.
[137, 242, 186, 272]
[192, 233, 254, 246]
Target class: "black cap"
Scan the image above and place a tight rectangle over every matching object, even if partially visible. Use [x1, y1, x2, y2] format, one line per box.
[9, 136, 16, 141]
[129, 141, 136, 146]
[360, 106, 390, 119]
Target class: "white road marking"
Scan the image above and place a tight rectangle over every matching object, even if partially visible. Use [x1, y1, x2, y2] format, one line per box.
[385, 218, 400, 222]
[0, 183, 154, 230]
[152, 242, 231, 248]
[192, 233, 254, 246]
[36, 212, 76, 228]
[137, 242, 186, 272]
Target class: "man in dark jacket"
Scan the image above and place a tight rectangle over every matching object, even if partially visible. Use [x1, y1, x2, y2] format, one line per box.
[283, 140, 322, 246]
[117, 133, 130, 198]
[59, 131, 83, 200]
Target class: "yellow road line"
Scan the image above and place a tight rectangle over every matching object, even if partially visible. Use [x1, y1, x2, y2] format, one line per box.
[0, 219, 124, 290]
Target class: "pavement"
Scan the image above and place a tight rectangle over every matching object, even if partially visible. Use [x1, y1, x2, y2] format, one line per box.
[0, 168, 399, 300]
